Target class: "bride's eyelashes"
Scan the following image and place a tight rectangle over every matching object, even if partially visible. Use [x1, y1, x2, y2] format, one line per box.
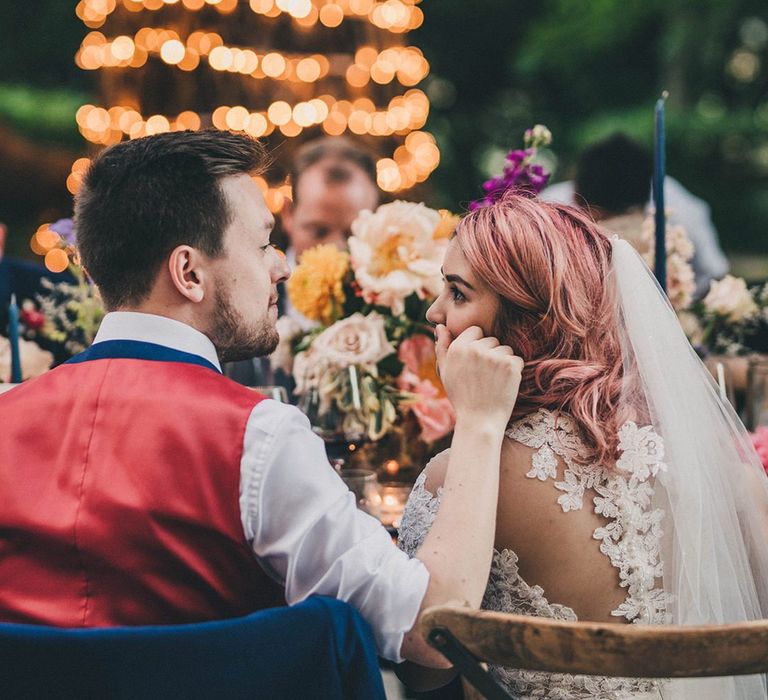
[449, 285, 466, 304]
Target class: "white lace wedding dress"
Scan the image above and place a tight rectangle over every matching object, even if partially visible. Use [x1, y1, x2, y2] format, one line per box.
[398, 408, 670, 700]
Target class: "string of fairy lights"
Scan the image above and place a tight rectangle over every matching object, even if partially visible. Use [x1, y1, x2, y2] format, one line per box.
[76, 0, 424, 33]
[34, 0, 439, 267]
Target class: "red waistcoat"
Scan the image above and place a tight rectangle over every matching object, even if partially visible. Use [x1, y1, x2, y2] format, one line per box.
[0, 340, 285, 627]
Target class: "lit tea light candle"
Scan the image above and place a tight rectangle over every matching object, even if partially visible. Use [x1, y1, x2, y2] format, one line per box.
[378, 483, 411, 528]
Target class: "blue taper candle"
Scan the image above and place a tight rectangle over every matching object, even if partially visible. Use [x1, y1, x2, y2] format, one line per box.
[8, 294, 22, 383]
[652, 91, 669, 292]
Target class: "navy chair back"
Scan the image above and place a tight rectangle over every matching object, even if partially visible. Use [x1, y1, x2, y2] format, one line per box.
[0, 596, 385, 700]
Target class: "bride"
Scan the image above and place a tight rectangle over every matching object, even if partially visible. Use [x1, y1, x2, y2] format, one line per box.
[398, 192, 768, 699]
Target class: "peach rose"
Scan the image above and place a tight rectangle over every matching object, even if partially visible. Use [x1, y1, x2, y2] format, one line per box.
[348, 201, 448, 315]
[311, 312, 395, 367]
[704, 275, 759, 323]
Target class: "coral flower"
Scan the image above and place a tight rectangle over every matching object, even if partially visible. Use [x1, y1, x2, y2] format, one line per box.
[397, 333, 455, 442]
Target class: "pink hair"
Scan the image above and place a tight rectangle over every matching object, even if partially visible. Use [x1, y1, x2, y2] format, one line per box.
[456, 192, 626, 467]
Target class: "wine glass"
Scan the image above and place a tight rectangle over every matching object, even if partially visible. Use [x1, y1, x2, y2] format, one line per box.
[297, 366, 368, 465]
[339, 469, 381, 518]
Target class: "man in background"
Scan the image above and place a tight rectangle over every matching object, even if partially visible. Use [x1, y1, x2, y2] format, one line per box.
[282, 136, 380, 265]
[224, 136, 380, 386]
[541, 133, 729, 296]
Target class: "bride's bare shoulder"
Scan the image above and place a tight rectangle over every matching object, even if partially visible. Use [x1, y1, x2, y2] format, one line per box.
[421, 449, 450, 497]
[498, 437, 562, 520]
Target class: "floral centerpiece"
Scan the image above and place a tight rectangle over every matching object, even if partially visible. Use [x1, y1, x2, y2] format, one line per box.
[21, 218, 105, 357]
[636, 215, 696, 312]
[278, 201, 459, 474]
[685, 275, 768, 356]
[685, 275, 768, 432]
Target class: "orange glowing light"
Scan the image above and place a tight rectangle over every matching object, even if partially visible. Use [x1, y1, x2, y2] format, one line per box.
[66, 174, 81, 195]
[110, 35, 135, 60]
[249, 0, 274, 12]
[226, 105, 250, 130]
[261, 52, 286, 78]
[208, 46, 232, 70]
[292, 102, 315, 127]
[30, 234, 47, 256]
[323, 113, 346, 136]
[319, 3, 343, 27]
[211, 105, 230, 129]
[267, 101, 292, 125]
[376, 158, 402, 192]
[355, 46, 377, 68]
[160, 39, 186, 64]
[176, 110, 201, 130]
[384, 459, 400, 475]
[145, 114, 171, 134]
[279, 120, 302, 137]
[296, 57, 320, 82]
[264, 188, 285, 213]
[346, 64, 369, 88]
[35, 226, 60, 251]
[72, 157, 91, 173]
[45, 248, 70, 273]
[245, 112, 268, 137]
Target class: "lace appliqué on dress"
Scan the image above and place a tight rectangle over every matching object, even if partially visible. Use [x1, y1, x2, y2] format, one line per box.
[506, 409, 672, 626]
[398, 411, 671, 699]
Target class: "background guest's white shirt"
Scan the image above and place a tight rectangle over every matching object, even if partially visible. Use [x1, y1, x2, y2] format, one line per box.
[94, 312, 429, 661]
[541, 177, 729, 297]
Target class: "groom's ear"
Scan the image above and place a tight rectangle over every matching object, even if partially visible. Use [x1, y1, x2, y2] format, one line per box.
[167, 245, 206, 303]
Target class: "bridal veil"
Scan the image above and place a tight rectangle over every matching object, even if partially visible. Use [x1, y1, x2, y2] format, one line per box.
[611, 238, 768, 699]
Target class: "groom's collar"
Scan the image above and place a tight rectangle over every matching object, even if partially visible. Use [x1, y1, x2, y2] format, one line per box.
[92, 311, 221, 372]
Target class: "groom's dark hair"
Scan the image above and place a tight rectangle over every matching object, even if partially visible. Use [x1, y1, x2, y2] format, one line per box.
[75, 129, 268, 309]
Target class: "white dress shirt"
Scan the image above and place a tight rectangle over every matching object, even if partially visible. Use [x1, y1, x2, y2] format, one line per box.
[94, 312, 429, 661]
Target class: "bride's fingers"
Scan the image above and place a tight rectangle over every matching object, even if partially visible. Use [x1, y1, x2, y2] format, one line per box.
[434, 324, 453, 368]
[473, 336, 500, 349]
[493, 345, 517, 356]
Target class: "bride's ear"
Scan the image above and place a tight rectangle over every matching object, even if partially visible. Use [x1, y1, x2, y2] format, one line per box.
[167, 245, 206, 303]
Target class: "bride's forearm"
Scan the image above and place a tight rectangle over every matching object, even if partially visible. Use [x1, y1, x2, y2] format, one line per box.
[400, 415, 504, 667]
[418, 416, 502, 606]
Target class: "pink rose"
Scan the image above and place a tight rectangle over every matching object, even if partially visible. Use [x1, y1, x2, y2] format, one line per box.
[751, 427, 768, 475]
[397, 334, 455, 441]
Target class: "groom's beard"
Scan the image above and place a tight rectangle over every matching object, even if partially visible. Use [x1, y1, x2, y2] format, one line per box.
[207, 278, 278, 363]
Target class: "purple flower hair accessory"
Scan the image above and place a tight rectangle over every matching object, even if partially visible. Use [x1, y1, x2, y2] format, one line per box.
[470, 125, 553, 210]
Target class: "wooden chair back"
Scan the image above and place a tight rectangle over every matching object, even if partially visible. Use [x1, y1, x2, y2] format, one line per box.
[421, 606, 768, 699]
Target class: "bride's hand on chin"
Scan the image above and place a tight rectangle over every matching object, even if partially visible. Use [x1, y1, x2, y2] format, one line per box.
[435, 323, 523, 428]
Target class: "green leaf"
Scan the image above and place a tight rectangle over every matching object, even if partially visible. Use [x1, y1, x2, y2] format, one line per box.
[377, 353, 404, 378]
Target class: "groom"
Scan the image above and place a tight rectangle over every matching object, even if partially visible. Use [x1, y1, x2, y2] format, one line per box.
[0, 130, 523, 667]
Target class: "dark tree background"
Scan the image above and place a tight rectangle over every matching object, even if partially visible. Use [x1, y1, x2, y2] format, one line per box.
[0, 0, 766, 263]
